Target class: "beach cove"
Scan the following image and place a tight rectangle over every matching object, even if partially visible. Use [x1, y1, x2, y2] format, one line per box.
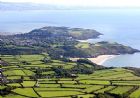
[70, 55, 117, 65]
[0, 9, 140, 67]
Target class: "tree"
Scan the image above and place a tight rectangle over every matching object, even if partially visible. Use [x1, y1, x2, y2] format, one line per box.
[41, 57, 52, 63]
[20, 76, 24, 83]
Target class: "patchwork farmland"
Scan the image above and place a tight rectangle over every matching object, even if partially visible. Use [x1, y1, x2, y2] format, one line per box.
[1, 55, 140, 98]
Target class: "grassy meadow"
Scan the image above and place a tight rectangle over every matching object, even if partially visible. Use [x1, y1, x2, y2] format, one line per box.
[1, 54, 140, 98]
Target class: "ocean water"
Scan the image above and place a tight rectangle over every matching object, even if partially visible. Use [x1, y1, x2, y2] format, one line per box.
[0, 9, 140, 67]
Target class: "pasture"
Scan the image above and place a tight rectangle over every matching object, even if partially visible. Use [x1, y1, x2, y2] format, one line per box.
[1, 54, 140, 98]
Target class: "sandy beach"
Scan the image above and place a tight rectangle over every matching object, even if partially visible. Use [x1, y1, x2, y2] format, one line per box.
[70, 55, 116, 65]
[87, 55, 116, 65]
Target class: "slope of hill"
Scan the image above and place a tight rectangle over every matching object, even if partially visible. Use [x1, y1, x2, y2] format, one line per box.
[0, 26, 139, 58]
[1, 54, 140, 98]
[17, 26, 102, 40]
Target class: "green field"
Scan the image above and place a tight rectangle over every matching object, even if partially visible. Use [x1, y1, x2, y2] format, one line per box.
[12, 88, 39, 97]
[130, 88, 140, 98]
[109, 86, 133, 95]
[1, 54, 140, 98]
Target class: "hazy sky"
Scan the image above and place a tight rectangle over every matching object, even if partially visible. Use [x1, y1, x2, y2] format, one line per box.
[1, 0, 140, 7]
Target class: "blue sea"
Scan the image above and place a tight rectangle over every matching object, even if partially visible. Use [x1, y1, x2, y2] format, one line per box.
[0, 9, 140, 67]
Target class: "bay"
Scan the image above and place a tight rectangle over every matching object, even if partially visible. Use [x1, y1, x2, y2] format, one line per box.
[0, 9, 140, 67]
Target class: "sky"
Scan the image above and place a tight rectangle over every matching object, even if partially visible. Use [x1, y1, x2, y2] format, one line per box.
[1, 0, 140, 7]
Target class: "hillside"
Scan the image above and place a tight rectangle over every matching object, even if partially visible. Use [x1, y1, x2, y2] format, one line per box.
[1, 55, 140, 98]
[17, 26, 102, 40]
[75, 41, 139, 57]
[0, 27, 140, 98]
[0, 26, 139, 58]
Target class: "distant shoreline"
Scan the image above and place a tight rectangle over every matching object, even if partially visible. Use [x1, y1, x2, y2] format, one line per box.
[70, 55, 117, 65]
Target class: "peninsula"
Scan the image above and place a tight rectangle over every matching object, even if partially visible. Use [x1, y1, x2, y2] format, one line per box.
[0, 26, 139, 58]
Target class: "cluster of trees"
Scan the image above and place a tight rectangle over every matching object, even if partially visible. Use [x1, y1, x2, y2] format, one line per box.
[47, 45, 89, 59]
[77, 59, 105, 70]
[70, 64, 94, 74]
[40, 57, 52, 63]
[21, 61, 31, 65]
[0, 86, 16, 96]
[52, 66, 72, 78]
[0, 46, 43, 55]
[31, 59, 102, 79]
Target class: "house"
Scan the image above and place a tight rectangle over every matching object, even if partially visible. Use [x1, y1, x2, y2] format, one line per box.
[70, 74, 78, 78]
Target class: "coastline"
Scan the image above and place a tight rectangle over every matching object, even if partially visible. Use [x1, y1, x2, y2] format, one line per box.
[87, 55, 117, 65]
[70, 55, 117, 65]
